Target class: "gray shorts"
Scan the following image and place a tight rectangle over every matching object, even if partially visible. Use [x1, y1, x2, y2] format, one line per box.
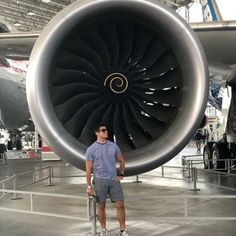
[93, 177, 124, 203]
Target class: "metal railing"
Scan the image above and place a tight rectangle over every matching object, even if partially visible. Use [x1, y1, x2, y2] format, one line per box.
[1, 188, 236, 236]
[87, 193, 236, 235]
[2, 160, 236, 235]
[50, 165, 86, 178]
[134, 158, 236, 192]
[182, 155, 236, 173]
[0, 187, 97, 235]
[0, 188, 89, 221]
[0, 153, 6, 164]
[180, 155, 236, 192]
[0, 166, 53, 199]
[205, 158, 236, 173]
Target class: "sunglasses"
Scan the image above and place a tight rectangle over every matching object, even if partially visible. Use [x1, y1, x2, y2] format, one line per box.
[99, 128, 107, 132]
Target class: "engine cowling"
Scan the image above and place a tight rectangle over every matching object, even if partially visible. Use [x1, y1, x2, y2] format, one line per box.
[26, 0, 208, 176]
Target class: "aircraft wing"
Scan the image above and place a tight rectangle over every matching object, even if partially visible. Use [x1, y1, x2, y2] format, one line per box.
[191, 21, 236, 86]
[0, 32, 38, 60]
[1, 22, 236, 84]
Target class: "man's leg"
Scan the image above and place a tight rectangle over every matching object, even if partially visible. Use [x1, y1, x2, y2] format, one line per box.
[93, 178, 108, 231]
[115, 200, 126, 230]
[97, 202, 107, 229]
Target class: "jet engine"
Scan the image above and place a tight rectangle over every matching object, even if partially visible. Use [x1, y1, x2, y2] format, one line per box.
[26, 0, 208, 176]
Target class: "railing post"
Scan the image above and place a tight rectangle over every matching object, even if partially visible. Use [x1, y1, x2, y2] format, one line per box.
[88, 195, 97, 236]
[11, 174, 21, 200]
[190, 160, 193, 170]
[227, 159, 231, 174]
[51, 166, 54, 178]
[33, 172, 36, 182]
[184, 197, 188, 218]
[30, 193, 34, 212]
[161, 166, 164, 177]
[2, 183, 5, 197]
[13, 174, 17, 199]
[133, 175, 142, 183]
[186, 160, 191, 178]
[191, 168, 200, 191]
[181, 156, 187, 172]
[217, 173, 221, 185]
[47, 166, 53, 186]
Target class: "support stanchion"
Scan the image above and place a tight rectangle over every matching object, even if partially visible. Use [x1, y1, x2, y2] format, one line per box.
[88, 195, 97, 236]
[11, 174, 22, 200]
[161, 166, 164, 177]
[30, 194, 34, 212]
[186, 160, 191, 179]
[47, 166, 54, 186]
[33, 172, 36, 182]
[181, 156, 187, 172]
[2, 183, 5, 197]
[217, 173, 221, 186]
[190, 168, 200, 191]
[133, 175, 142, 183]
[227, 159, 231, 175]
[0, 153, 5, 165]
[3, 153, 5, 164]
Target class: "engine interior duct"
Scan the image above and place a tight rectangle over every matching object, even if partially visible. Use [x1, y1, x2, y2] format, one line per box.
[27, 0, 209, 176]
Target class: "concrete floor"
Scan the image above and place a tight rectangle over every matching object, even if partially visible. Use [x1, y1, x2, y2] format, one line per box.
[1, 146, 236, 236]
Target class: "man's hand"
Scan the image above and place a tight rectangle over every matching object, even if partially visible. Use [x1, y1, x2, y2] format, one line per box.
[115, 176, 124, 181]
[86, 186, 92, 195]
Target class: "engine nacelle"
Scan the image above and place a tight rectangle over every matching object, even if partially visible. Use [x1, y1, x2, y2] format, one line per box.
[26, 0, 208, 176]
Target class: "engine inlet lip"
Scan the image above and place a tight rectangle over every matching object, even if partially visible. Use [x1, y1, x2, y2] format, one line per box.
[104, 73, 128, 94]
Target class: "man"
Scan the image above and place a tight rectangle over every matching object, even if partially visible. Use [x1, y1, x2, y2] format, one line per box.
[85, 124, 128, 236]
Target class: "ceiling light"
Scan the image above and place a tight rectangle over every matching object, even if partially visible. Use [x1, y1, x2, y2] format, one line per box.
[27, 12, 36, 16]
[42, 0, 51, 3]
[14, 23, 22, 26]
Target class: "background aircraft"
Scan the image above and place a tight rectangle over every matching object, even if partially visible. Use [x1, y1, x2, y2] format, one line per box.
[200, 0, 223, 22]
[0, 56, 30, 129]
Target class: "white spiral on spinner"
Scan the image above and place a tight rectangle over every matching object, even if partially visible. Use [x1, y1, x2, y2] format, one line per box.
[104, 73, 128, 94]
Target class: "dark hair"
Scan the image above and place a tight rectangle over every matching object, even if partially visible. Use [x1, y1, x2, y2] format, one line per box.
[94, 123, 107, 133]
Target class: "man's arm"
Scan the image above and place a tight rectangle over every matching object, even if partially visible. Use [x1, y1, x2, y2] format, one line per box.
[86, 160, 93, 193]
[116, 154, 125, 179]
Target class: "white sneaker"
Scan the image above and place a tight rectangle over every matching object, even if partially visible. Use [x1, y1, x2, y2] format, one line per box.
[119, 231, 128, 236]
[100, 228, 108, 236]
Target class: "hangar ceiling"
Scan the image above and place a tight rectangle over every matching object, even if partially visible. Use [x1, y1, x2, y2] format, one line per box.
[0, 0, 194, 32]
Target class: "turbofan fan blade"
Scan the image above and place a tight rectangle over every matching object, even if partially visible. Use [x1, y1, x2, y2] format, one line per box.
[117, 23, 135, 67]
[113, 104, 135, 151]
[65, 37, 105, 74]
[127, 100, 165, 139]
[98, 23, 120, 68]
[132, 97, 174, 123]
[79, 102, 109, 145]
[54, 93, 99, 122]
[51, 68, 98, 86]
[133, 89, 179, 107]
[51, 83, 97, 105]
[65, 98, 102, 138]
[122, 103, 150, 148]
[78, 28, 111, 70]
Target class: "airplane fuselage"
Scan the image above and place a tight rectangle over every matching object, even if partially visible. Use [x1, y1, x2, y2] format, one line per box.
[0, 65, 30, 128]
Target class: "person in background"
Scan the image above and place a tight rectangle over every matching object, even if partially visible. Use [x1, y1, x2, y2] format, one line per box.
[194, 130, 203, 153]
[85, 124, 128, 236]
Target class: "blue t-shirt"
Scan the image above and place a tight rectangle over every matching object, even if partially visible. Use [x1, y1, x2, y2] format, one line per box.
[85, 140, 122, 179]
